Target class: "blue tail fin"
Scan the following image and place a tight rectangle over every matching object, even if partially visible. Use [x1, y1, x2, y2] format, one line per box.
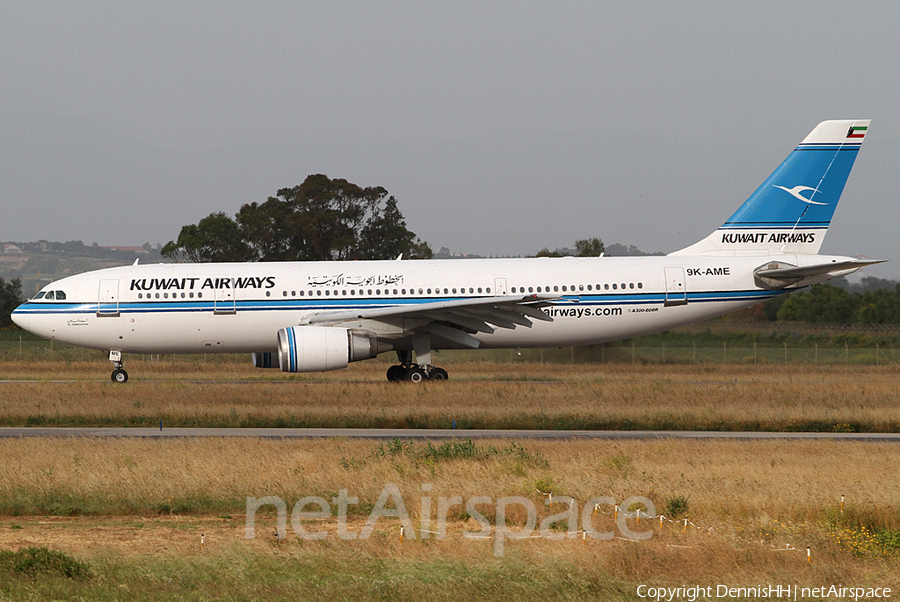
[671, 119, 869, 256]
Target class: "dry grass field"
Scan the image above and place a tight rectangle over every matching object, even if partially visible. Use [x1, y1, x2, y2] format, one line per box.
[0, 358, 898, 431]
[0, 437, 899, 599]
[1, 358, 899, 599]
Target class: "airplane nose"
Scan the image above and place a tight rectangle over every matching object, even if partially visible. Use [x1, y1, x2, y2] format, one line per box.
[10, 306, 29, 330]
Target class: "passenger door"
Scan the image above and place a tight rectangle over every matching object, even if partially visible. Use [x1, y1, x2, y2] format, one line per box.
[664, 267, 687, 306]
[97, 279, 120, 317]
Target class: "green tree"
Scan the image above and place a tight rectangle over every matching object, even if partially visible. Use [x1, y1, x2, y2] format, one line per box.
[574, 237, 605, 257]
[856, 286, 900, 324]
[234, 198, 297, 261]
[776, 284, 860, 323]
[165, 175, 429, 262]
[357, 196, 431, 259]
[534, 237, 605, 258]
[162, 212, 252, 263]
[0, 278, 23, 328]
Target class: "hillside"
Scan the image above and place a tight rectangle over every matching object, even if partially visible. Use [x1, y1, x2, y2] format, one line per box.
[0, 241, 163, 297]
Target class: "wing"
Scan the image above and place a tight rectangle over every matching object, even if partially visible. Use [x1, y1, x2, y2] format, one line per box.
[306, 295, 557, 348]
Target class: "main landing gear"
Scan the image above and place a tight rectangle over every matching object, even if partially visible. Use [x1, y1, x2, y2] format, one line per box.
[386, 347, 449, 383]
[109, 349, 128, 383]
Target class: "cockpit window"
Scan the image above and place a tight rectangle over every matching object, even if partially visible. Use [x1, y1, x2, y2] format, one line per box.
[33, 292, 46, 300]
[55, 291, 66, 300]
[45, 291, 55, 300]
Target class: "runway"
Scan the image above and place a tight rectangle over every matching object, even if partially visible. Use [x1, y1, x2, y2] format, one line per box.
[1, 427, 899, 440]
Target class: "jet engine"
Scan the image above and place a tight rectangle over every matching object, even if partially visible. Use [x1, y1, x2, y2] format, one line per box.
[251, 352, 277, 368]
[276, 326, 380, 372]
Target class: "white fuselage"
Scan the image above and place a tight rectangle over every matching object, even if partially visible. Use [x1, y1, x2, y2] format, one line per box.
[11, 253, 836, 356]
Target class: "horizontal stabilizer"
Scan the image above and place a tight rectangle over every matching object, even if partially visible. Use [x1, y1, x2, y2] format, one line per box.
[754, 258, 886, 289]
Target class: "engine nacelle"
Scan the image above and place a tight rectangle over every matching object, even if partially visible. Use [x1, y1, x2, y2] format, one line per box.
[251, 352, 277, 368]
[276, 326, 380, 372]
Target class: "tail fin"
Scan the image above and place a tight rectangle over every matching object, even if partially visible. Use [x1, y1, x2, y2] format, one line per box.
[671, 119, 869, 256]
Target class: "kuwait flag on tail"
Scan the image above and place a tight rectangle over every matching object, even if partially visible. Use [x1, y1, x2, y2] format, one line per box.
[847, 125, 868, 139]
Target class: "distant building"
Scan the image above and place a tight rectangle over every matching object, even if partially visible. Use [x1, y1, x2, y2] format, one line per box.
[2, 243, 22, 254]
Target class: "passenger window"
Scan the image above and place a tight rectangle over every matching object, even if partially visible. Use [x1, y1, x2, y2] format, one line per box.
[630, 283, 635, 289]
[478, 287, 483, 293]
[579, 285, 584, 291]
[198, 293, 203, 298]
[604, 284, 609, 290]
[486, 287, 491, 293]
[427, 288, 432, 294]
[638, 282, 643, 289]
[586, 285, 592, 291]
[266, 291, 271, 297]
[189, 292, 194, 298]
[612, 284, 617, 290]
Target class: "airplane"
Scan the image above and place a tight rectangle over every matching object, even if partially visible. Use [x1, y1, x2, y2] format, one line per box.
[11, 119, 883, 383]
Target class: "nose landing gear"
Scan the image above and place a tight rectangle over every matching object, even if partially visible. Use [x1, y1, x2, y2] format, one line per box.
[108, 349, 128, 383]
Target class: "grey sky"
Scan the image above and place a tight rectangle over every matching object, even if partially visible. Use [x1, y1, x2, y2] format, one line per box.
[2, 2, 899, 277]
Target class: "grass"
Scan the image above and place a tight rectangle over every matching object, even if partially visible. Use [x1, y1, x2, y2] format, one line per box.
[0, 546, 92, 579]
[1, 437, 899, 599]
[1, 357, 899, 598]
[0, 359, 899, 432]
[0, 437, 898, 526]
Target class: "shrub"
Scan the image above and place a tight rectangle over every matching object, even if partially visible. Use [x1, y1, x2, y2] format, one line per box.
[0, 547, 92, 579]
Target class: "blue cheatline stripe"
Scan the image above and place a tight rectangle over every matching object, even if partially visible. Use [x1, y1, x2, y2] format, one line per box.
[719, 222, 830, 230]
[14, 289, 784, 317]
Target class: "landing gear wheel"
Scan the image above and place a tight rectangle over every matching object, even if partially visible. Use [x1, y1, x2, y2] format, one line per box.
[111, 368, 128, 383]
[405, 367, 427, 383]
[430, 367, 449, 382]
[387, 365, 406, 382]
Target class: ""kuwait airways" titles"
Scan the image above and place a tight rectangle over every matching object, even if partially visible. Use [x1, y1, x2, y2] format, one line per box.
[130, 276, 276, 291]
[721, 232, 816, 244]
